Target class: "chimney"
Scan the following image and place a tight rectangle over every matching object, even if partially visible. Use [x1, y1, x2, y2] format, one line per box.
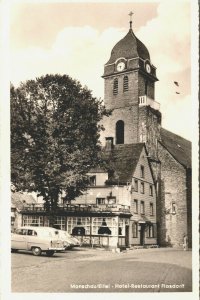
[105, 137, 114, 151]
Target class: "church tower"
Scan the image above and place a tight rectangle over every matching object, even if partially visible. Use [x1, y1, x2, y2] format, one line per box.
[100, 14, 161, 160]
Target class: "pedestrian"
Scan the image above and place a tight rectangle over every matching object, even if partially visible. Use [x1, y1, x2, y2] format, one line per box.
[183, 234, 188, 251]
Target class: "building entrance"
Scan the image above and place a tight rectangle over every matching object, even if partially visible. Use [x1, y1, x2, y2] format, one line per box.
[125, 225, 129, 247]
[140, 224, 145, 246]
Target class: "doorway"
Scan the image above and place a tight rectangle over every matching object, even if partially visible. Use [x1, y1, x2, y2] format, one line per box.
[140, 224, 145, 246]
[125, 225, 129, 247]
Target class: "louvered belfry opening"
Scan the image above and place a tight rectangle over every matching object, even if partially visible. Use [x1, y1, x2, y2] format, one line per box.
[113, 78, 118, 95]
[116, 120, 124, 144]
[123, 75, 129, 92]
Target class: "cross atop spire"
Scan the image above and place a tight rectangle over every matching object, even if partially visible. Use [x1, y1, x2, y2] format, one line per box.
[128, 11, 134, 29]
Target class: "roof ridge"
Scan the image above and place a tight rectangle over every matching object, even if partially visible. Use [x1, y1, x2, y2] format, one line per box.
[161, 127, 191, 143]
[160, 128, 191, 168]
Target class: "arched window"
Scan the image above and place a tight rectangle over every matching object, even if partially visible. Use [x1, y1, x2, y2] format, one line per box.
[113, 78, 118, 95]
[123, 76, 129, 92]
[116, 120, 124, 144]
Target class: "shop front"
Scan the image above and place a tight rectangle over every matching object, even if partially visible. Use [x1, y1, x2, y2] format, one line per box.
[21, 208, 131, 249]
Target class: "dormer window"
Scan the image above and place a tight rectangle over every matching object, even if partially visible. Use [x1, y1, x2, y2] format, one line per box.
[123, 76, 129, 92]
[89, 175, 96, 186]
[113, 78, 118, 95]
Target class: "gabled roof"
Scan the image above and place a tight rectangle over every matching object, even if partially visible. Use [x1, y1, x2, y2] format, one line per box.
[102, 143, 144, 184]
[160, 128, 191, 169]
[11, 192, 36, 209]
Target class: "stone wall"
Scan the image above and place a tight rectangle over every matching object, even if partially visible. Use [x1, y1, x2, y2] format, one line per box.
[138, 106, 161, 159]
[104, 72, 139, 109]
[100, 71, 140, 146]
[99, 106, 139, 146]
[157, 142, 189, 248]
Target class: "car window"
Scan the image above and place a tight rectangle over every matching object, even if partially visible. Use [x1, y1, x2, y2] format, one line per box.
[15, 229, 26, 235]
[15, 229, 23, 235]
[22, 229, 27, 235]
[27, 229, 37, 236]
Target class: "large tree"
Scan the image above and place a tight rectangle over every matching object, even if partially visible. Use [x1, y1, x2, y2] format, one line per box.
[11, 74, 109, 211]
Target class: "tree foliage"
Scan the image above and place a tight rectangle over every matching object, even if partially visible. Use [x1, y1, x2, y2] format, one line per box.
[11, 74, 109, 210]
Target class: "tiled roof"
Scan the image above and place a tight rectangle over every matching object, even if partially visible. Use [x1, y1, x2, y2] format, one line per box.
[102, 143, 144, 184]
[160, 128, 191, 168]
[106, 29, 150, 65]
[11, 192, 36, 209]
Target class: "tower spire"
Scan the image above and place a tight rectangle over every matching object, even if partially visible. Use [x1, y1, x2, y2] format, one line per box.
[128, 11, 134, 30]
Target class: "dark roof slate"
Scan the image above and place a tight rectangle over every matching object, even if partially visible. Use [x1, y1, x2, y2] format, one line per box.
[106, 29, 150, 65]
[160, 128, 191, 168]
[102, 143, 144, 184]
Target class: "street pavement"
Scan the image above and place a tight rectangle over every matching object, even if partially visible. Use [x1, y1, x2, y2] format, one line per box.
[11, 247, 192, 293]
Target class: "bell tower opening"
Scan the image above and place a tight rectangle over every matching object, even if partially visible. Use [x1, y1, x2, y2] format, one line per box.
[113, 78, 118, 95]
[123, 76, 129, 92]
[116, 120, 124, 144]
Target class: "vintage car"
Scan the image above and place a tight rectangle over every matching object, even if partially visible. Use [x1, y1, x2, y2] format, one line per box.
[11, 226, 65, 256]
[53, 229, 81, 249]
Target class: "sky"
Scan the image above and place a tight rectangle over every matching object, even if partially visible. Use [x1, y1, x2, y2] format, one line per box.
[10, 1, 193, 140]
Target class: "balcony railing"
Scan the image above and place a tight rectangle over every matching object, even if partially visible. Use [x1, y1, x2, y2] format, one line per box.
[21, 203, 131, 214]
[139, 95, 160, 111]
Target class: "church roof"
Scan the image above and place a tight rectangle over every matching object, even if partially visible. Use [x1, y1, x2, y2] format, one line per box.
[160, 128, 191, 169]
[103, 143, 144, 184]
[106, 29, 150, 65]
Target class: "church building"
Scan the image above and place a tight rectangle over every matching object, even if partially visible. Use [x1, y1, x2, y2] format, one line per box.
[12, 16, 192, 250]
[99, 16, 192, 248]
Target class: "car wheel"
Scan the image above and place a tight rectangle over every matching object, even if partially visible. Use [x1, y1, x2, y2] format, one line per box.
[46, 250, 55, 257]
[32, 247, 42, 256]
[11, 249, 18, 253]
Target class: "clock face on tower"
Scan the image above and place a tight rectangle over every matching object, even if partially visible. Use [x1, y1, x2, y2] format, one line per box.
[145, 63, 151, 73]
[117, 62, 125, 72]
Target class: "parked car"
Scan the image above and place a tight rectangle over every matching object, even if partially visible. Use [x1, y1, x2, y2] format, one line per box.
[53, 229, 81, 249]
[11, 226, 65, 256]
